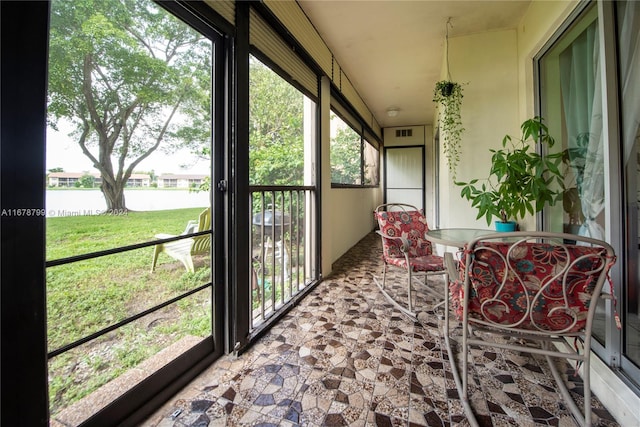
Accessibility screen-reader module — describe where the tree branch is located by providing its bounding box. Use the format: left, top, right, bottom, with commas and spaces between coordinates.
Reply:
83, 54, 106, 141
126, 89, 186, 177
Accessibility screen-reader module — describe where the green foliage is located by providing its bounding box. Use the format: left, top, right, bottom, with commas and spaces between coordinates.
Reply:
249, 57, 304, 185
456, 117, 564, 225
330, 125, 362, 184
433, 80, 464, 178
173, 267, 211, 293
79, 174, 95, 188
195, 176, 210, 193
48, 0, 212, 209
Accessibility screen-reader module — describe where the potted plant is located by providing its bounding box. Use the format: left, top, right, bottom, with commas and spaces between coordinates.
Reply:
433, 80, 464, 178
455, 117, 564, 231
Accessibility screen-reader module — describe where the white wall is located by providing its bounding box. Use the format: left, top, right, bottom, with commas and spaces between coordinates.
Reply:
384, 125, 425, 147
320, 76, 383, 274
517, 1, 578, 120
437, 29, 520, 230
329, 187, 381, 265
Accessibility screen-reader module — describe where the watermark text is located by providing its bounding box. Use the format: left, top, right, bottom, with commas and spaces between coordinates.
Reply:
1, 208, 128, 217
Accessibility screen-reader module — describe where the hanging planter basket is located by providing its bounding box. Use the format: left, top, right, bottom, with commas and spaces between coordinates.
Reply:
441, 82, 455, 97
433, 80, 464, 178
434, 19, 464, 178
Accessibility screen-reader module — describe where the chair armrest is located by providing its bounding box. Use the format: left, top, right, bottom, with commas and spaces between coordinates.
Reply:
155, 233, 177, 240
182, 220, 199, 235
376, 230, 410, 252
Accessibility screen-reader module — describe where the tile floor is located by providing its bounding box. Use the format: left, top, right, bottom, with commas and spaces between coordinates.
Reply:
143, 232, 619, 426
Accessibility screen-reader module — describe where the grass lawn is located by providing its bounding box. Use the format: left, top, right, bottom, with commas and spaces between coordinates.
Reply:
47, 207, 206, 260
46, 207, 212, 414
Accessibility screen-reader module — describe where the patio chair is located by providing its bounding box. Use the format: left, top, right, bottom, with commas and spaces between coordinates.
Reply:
444, 231, 616, 427
150, 207, 211, 273
372, 203, 447, 321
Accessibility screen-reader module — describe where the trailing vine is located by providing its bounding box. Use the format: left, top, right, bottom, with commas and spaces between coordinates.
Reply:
433, 19, 464, 179
433, 80, 464, 178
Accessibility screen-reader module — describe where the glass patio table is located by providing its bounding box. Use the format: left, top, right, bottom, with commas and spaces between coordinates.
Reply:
426, 228, 495, 249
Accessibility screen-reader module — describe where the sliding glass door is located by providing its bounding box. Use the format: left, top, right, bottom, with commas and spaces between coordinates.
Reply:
539, 4, 609, 344
539, 0, 640, 389
46, 1, 225, 423
618, 0, 640, 377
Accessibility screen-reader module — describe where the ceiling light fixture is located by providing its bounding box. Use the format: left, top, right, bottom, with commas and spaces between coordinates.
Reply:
386, 107, 399, 118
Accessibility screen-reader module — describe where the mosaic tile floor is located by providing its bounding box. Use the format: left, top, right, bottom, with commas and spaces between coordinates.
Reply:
144, 232, 619, 427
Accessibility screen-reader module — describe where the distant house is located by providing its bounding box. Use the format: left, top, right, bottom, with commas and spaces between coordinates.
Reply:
126, 174, 152, 187
48, 172, 95, 187
48, 172, 150, 188
157, 174, 207, 189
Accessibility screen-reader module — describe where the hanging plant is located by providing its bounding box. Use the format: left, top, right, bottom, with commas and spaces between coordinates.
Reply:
433, 80, 464, 177
433, 18, 464, 178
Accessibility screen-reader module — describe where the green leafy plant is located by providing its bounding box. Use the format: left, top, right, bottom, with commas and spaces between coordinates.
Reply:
455, 117, 564, 226
433, 80, 464, 178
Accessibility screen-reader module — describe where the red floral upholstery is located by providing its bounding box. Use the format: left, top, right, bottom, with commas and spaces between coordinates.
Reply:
450, 241, 609, 333
372, 204, 446, 320
375, 210, 434, 255
384, 254, 445, 272
444, 232, 616, 426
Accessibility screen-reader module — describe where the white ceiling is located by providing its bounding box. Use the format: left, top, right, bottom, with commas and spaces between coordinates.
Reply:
297, 0, 532, 128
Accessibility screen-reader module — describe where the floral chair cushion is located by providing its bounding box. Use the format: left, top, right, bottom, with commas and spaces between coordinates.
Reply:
375, 210, 434, 258
450, 241, 608, 333
385, 254, 445, 272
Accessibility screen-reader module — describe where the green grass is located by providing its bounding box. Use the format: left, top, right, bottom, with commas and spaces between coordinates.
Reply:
47, 208, 204, 260
46, 207, 212, 414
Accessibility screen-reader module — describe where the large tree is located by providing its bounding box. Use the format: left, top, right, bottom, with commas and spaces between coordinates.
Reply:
48, 0, 211, 210
249, 57, 305, 186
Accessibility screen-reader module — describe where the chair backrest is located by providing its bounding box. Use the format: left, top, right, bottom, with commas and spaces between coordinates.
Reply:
197, 207, 211, 232
192, 208, 211, 254
374, 203, 434, 259
451, 231, 616, 334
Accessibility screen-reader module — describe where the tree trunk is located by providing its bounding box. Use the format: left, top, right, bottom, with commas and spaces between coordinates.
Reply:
101, 180, 127, 211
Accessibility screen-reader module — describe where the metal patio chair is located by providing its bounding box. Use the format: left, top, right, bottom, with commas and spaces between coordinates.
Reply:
444, 231, 617, 427
372, 203, 447, 321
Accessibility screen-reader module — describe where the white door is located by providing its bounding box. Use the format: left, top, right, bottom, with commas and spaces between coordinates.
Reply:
385, 146, 424, 210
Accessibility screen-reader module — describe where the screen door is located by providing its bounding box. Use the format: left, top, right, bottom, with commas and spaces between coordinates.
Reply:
384, 146, 425, 210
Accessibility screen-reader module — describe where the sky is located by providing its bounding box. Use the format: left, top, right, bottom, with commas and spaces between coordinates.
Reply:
46, 122, 210, 175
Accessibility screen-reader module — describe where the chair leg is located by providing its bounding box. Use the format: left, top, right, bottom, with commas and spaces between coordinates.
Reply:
443, 278, 479, 427
371, 264, 419, 322
584, 357, 592, 427
430, 271, 448, 312
179, 255, 195, 273
150, 244, 162, 272
543, 341, 590, 426
462, 311, 470, 401
407, 268, 413, 313
372, 260, 447, 323
381, 263, 387, 289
